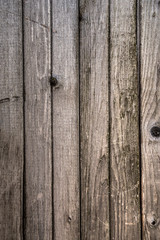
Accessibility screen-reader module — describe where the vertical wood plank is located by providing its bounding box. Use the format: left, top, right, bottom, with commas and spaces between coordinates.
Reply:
24, 0, 52, 239
52, 1, 80, 239
110, 0, 141, 239
80, 0, 110, 239
0, 1, 23, 239
141, 0, 160, 239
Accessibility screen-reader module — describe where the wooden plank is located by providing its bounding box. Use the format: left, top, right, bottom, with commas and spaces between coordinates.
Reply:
80, 0, 110, 239
52, 1, 80, 239
24, 0, 52, 239
0, 1, 23, 239
141, 1, 160, 239
110, 0, 141, 239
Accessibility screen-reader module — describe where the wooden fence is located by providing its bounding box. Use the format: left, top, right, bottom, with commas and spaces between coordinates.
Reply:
0, 0, 160, 239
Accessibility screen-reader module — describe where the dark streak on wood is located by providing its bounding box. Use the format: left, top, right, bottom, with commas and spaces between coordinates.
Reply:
0, 98, 10, 104
25, 17, 49, 30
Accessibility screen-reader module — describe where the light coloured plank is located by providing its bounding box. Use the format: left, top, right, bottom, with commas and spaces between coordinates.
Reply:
80, 0, 110, 239
141, 0, 160, 239
24, 0, 52, 239
52, 1, 80, 239
0, 0, 23, 239
110, 0, 141, 239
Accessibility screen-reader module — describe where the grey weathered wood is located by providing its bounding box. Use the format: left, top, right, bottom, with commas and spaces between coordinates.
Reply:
110, 0, 141, 239
24, 0, 52, 239
0, 1, 23, 239
80, 0, 110, 239
141, 1, 160, 239
52, 1, 80, 239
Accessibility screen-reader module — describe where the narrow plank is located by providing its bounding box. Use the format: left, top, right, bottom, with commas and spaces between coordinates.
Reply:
141, 1, 160, 239
110, 0, 141, 239
52, 1, 80, 239
24, 0, 52, 239
80, 0, 110, 239
0, 1, 23, 239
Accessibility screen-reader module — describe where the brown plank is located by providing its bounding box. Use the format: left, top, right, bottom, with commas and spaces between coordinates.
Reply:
24, 0, 52, 239
52, 0, 80, 239
141, 0, 160, 239
110, 0, 141, 239
0, 1, 23, 239
80, 0, 110, 239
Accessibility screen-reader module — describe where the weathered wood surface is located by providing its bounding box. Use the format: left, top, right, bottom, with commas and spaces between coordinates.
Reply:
0, 0, 23, 239
1, 1, 160, 239
110, 0, 141, 239
141, 1, 160, 239
52, 1, 80, 239
24, 0, 52, 239
80, 0, 110, 239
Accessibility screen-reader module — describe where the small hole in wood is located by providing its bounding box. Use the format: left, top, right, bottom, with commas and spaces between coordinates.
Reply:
147, 215, 159, 228
68, 216, 72, 223
151, 220, 156, 226
50, 77, 58, 86
150, 126, 160, 138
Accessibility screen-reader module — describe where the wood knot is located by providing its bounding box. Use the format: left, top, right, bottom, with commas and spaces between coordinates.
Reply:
50, 76, 58, 87
151, 220, 156, 226
147, 215, 159, 228
150, 126, 160, 138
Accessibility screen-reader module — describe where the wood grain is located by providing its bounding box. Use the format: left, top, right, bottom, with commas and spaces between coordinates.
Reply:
52, 1, 80, 239
0, 0, 23, 239
110, 0, 141, 239
141, 0, 160, 239
24, 0, 52, 239
80, 0, 110, 239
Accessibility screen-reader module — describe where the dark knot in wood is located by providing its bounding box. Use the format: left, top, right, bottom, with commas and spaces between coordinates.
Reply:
150, 126, 160, 138
148, 216, 159, 228
50, 77, 58, 86
151, 220, 156, 226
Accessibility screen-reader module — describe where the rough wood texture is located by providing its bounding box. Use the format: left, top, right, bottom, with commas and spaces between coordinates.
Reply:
141, 1, 160, 239
24, 0, 52, 239
0, 1, 23, 239
80, 0, 110, 239
2, 1, 160, 239
110, 0, 141, 239
52, 1, 80, 239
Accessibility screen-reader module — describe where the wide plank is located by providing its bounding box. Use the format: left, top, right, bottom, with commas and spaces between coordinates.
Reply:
80, 0, 110, 239
141, 0, 160, 239
24, 0, 52, 239
52, 0, 80, 239
110, 0, 141, 239
0, 0, 23, 239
